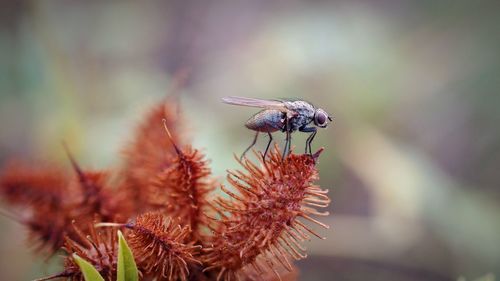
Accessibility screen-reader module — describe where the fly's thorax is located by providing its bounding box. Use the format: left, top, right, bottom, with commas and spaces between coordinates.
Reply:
284, 100, 315, 131
245, 109, 284, 132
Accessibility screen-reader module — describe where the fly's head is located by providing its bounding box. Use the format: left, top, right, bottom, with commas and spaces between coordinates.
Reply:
313, 108, 333, 128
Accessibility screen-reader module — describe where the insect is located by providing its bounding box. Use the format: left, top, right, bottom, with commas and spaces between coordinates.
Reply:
222, 96, 333, 160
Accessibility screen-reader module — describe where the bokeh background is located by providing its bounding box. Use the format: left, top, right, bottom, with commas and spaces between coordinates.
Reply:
1, 1, 499, 280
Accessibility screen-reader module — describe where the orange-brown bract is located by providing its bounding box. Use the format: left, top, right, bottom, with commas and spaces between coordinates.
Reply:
202, 147, 330, 281
147, 120, 215, 240
0, 162, 69, 208
55, 223, 120, 281
121, 100, 214, 239
0, 161, 129, 254
0, 163, 72, 253
120, 101, 183, 213
125, 212, 201, 281
65, 156, 132, 225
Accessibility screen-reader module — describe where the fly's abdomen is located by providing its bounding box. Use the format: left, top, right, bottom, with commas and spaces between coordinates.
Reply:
245, 109, 284, 132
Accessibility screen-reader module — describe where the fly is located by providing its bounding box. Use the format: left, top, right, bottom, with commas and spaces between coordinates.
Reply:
222, 96, 333, 160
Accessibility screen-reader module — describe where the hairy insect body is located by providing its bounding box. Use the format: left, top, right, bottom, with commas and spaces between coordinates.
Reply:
283, 100, 315, 132
221, 96, 332, 159
245, 109, 284, 132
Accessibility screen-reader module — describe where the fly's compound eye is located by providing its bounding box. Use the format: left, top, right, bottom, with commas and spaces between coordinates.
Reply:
314, 109, 329, 128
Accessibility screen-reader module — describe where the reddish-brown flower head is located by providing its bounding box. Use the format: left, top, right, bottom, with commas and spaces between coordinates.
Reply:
120, 101, 183, 213
37, 222, 120, 281
125, 212, 202, 281
146, 120, 215, 239
203, 146, 330, 281
0, 159, 130, 254
67, 168, 131, 224
0, 162, 70, 210
0, 162, 75, 253
64, 224, 120, 281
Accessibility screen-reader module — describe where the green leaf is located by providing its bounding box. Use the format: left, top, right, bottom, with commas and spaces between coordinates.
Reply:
117, 230, 139, 281
73, 254, 105, 281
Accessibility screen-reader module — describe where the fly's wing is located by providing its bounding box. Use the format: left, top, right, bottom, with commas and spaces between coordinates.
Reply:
222, 96, 299, 118
222, 96, 286, 109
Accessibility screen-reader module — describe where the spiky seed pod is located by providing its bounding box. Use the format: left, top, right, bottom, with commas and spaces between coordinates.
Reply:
0, 162, 69, 210
121, 101, 183, 213
64, 145, 132, 223
24, 207, 73, 254
34, 168, 128, 254
147, 120, 215, 239
0, 162, 76, 253
40, 222, 120, 281
202, 146, 330, 281
69, 169, 131, 224
21, 169, 118, 254
50, 169, 122, 253
149, 145, 214, 238
0, 158, 129, 254
125, 212, 202, 281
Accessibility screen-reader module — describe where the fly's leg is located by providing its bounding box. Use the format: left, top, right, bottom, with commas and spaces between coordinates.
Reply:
262, 132, 273, 160
281, 131, 290, 160
299, 126, 317, 155
282, 120, 292, 161
241, 132, 259, 160
286, 131, 292, 156
307, 130, 317, 155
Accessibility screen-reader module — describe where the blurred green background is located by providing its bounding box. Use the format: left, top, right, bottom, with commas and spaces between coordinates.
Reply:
1, 1, 499, 280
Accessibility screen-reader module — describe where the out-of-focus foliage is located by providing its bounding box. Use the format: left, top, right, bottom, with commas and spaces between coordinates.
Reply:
1, 1, 499, 280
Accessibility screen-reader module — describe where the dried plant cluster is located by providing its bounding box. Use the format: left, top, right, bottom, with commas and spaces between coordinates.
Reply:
38, 223, 120, 281
0, 99, 331, 281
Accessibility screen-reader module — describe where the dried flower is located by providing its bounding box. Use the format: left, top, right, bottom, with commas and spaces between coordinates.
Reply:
125, 212, 202, 281
0, 156, 129, 253
120, 101, 183, 213
0, 162, 69, 210
202, 147, 330, 281
0, 162, 75, 253
146, 120, 214, 239
61, 222, 119, 281
63, 144, 132, 223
